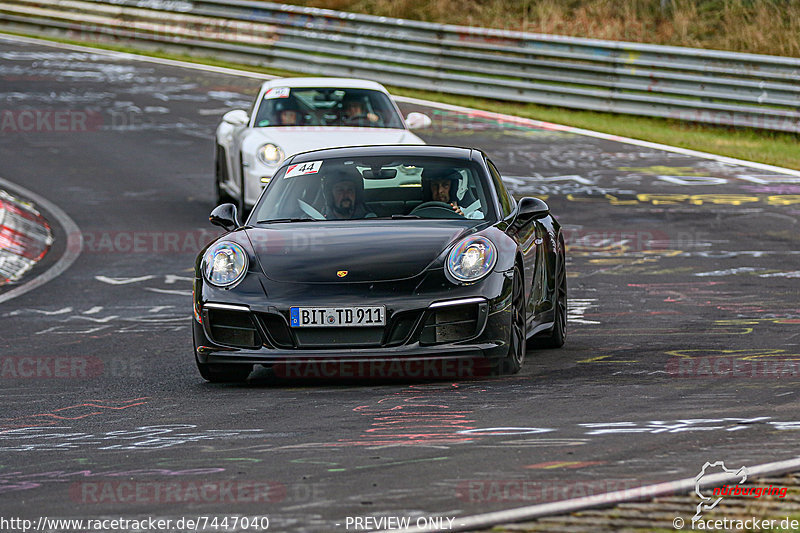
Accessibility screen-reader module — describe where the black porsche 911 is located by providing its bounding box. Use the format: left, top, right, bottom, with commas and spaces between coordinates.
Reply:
193, 145, 566, 382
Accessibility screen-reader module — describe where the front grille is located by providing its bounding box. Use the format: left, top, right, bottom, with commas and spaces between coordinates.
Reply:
420, 302, 482, 345
206, 309, 261, 349
293, 327, 384, 348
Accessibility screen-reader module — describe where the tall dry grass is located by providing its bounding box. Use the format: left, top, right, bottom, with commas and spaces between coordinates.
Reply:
288, 0, 800, 57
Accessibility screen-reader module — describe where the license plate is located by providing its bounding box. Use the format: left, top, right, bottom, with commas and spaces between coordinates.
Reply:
289, 306, 386, 327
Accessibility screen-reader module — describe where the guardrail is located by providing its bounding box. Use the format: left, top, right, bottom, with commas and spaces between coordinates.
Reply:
1, 0, 799, 133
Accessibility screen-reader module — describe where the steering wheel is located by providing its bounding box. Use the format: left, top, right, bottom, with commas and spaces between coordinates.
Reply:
343, 114, 372, 125
409, 201, 465, 219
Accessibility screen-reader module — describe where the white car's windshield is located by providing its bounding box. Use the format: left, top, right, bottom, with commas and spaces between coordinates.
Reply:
253, 87, 405, 129
251, 156, 493, 223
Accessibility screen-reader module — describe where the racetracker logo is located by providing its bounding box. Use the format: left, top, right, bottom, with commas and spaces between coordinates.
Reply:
72, 230, 222, 254
0, 356, 104, 379
666, 357, 800, 378
0, 110, 103, 133
561, 227, 674, 252
272, 358, 491, 380
70, 481, 286, 504
457, 479, 647, 503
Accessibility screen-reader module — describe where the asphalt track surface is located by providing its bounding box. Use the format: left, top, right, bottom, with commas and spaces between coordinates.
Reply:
1, 36, 800, 532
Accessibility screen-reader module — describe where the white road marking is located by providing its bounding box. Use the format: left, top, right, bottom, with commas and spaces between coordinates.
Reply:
95, 275, 156, 285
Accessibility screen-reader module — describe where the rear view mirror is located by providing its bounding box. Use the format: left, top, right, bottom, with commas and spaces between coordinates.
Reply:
363, 168, 398, 180
222, 109, 249, 126
209, 203, 240, 231
517, 197, 550, 219
405, 112, 432, 130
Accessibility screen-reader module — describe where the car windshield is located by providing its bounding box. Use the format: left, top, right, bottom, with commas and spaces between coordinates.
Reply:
250, 156, 493, 223
252, 87, 405, 129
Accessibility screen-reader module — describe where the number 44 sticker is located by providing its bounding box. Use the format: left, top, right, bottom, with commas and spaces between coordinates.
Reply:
285, 160, 323, 178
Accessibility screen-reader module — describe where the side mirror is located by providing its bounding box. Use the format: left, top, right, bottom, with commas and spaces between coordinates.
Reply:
222, 109, 249, 126
405, 112, 432, 130
517, 197, 550, 219
209, 203, 240, 231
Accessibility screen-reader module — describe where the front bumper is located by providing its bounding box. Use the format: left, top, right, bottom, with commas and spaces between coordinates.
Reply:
193, 270, 514, 368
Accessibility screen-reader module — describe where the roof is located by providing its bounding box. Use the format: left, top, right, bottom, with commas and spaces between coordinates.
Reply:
289, 145, 476, 163
261, 77, 390, 92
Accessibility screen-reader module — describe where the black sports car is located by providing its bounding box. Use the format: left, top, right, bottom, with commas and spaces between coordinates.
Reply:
193, 145, 566, 382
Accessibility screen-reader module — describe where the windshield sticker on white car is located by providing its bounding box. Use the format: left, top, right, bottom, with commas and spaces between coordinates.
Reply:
285, 161, 323, 178
264, 87, 290, 99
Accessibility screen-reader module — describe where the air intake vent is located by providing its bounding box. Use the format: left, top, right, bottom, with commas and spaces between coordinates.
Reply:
420, 301, 483, 345
207, 309, 261, 349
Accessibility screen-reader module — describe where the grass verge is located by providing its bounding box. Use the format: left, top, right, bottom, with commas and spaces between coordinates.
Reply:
3, 30, 798, 171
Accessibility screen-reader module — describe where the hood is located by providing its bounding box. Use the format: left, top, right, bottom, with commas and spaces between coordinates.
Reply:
245, 221, 468, 283
245, 127, 424, 157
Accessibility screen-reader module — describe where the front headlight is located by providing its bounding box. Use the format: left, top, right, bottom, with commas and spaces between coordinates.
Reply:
447, 236, 497, 283
257, 143, 284, 166
202, 242, 248, 288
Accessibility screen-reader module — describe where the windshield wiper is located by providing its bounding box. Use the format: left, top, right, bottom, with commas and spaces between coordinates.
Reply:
389, 214, 421, 219
256, 218, 316, 224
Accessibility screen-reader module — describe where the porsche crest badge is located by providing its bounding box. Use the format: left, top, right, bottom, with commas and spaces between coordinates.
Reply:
337, 270, 348, 278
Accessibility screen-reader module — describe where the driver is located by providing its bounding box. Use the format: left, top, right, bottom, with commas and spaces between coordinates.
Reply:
274, 99, 303, 126
421, 168, 483, 218
322, 168, 375, 219
340, 94, 381, 126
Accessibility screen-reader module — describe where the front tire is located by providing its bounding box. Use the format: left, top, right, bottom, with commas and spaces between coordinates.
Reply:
494, 266, 526, 375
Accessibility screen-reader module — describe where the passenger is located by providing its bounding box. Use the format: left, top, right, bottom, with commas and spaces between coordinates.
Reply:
322, 169, 375, 219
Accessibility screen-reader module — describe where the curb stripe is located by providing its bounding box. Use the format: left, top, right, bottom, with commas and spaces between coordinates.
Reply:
0, 178, 82, 305
0, 193, 51, 282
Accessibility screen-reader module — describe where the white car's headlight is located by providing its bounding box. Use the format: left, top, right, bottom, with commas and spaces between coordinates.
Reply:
202, 242, 248, 288
257, 143, 284, 166
447, 236, 497, 283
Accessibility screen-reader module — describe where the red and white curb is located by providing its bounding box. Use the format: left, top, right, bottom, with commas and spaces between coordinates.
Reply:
0, 189, 53, 286
0, 176, 82, 305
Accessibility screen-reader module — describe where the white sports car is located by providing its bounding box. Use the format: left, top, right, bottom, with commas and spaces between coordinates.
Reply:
214, 77, 431, 208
